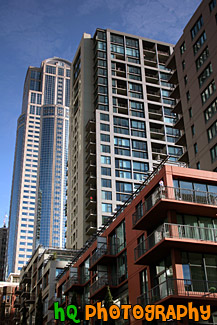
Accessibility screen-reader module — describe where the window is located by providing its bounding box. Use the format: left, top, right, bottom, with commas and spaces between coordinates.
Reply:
201, 80, 216, 104
102, 203, 112, 213
133, 161, 149, 172
101, 167, 111, 176
182, 60, 186, 70
197, 162, 201, 169
196, 47, 209, 70
204, 97, 217, 122
101, 190, 112, 200
191, 15, 203, 40
189, 108, 192, 118
180, 41, 186, 55
186, 91, 190, 102
100, 113, 109, 121
193, 31, 206, 55
115, 159, 131, 170
209, 0, 216, 12
191, 125, 195, 136
184, 75, 188, 85
198, 63, 212, 87
194, 143, 198, 154
101, 179, 111, 188
101, 144, 110, 153
100, 133, 110, 142
116, 181, 133, 193
114, 137, 130, 148
100, 123, 110, 132
207, 120, 217, 142
101, 156, 111, 164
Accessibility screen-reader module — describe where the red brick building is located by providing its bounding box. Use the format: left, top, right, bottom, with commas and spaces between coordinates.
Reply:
53, 163, 217, 324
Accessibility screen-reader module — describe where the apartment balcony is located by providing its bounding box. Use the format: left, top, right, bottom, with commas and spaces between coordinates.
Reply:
168, 70, 178, 84
144, 58, 157, 68
26, 294, 35, 304
85, 173, 96, 186
86, 151, 96, 163
13, 311, 21, 321
86, 222, 97, 236
112, 67, 126, 78
148, 108, 163, 121
152, 147, 167, 160
132, 186, 217, 231
147, 90, 161, 102
150, 127, 165, 140
145, 72, 159, 85
85, 210, 97, 223
170, 84, 180, 99
137, 278, 217, 306
21, 271, 31, 283
174, 115, 184, 129
175, 132, 186, 146
85, 130, 96, 142
85, 185, 96, 198
85, 140, 96, 152
85, 120, 96, 132
113, 104, 128, 115
172, 99, 182, 114
89, 274, 118, 300
135, 223, 217, 265
63, 274, 89, 295
48, 297, 61, 310
85, 160, 96, 174
21, 290, 30, 299
85, 198, 97, 210
178, 148, 189, 164
158, 50, 169, 63
89, 243, 117, 270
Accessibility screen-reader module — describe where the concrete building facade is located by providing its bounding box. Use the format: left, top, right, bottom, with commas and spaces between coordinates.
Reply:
67, 29, 183, 249
7, 58, 71, 275
166, 0, 217, 171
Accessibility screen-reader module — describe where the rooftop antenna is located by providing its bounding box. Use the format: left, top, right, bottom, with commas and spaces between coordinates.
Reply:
3, 214, 8, 227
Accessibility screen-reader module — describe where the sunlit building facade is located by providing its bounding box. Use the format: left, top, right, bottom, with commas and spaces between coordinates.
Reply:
7, 57, 70, 274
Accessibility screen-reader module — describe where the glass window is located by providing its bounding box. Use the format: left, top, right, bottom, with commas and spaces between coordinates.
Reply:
191, 15, 203, 40
116, 181, 133, 193
101, 156, 111, 164
100, 113, 109, 121
201, 80, 216, 104
114, 137, 130, 148
101, 190, 112, 200
207, 120, 217, 141
100, 123, 110, 132
196, 47, 209, 70
115, 159, 131, 170
101, 144, 110, 153
101, 179, 111, 188
101, 167, 111, 176
204, 97, 217, 122
100, 133, 110, 142
180, 41, 186, 55
209, 0, 216, 12
198, 63, 213, 87
193, 31, 207, 55
102, 203, 112, 213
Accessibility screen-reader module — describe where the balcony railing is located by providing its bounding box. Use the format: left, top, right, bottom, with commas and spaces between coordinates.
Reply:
132, 186, 217, 226
90, 243, 117, 268
135, 223, 217, 261
64, 275, 79, 292
137, 278, 217, 305
90, 274, 118, 297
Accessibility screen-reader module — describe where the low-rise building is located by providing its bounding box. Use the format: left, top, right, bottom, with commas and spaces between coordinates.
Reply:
14, 246, 76, 324
0, 273, 19, 324
54, 162, 217, 324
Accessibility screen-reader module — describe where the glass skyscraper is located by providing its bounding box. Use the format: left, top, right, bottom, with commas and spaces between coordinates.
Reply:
7, 57, 70, 274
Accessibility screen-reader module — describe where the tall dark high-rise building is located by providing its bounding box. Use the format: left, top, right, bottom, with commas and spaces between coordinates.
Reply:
166, 0, 217, 171
7, 57, 70, 274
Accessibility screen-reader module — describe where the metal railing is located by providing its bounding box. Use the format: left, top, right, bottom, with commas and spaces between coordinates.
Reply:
132, 186, 217, 226
137, 278, 217, 305
89, 274, 118, 296
90, 243, 117, 267
64, 275, 79, 292
135, 223, 217, 261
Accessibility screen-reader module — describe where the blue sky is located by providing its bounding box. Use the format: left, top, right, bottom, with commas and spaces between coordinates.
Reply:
0, 0, 201, 226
